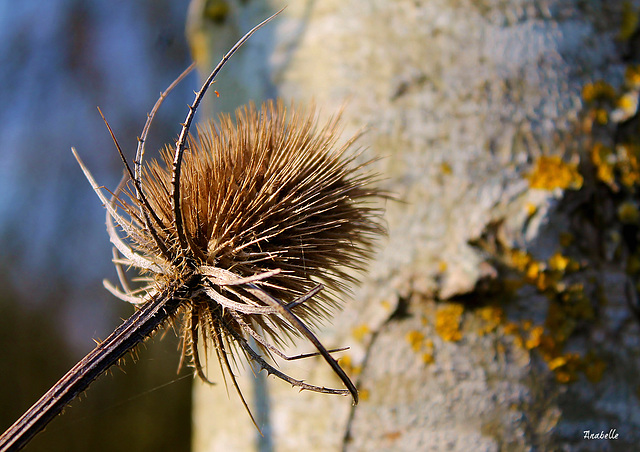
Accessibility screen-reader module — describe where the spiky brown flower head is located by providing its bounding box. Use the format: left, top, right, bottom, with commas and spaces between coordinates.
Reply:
123, 99, 384, 338
71, 13, 385, 411
77, 93, 386, 411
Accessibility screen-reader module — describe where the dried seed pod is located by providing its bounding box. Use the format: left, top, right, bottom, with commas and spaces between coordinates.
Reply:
71, 12, 387, 427
114, 100, 386, 391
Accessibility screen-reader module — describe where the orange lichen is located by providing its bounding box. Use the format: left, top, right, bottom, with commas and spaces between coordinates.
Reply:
421, 353, 435, 364
552, 353, 581, 384
618, 144, 640, 188
547, 356, 567, 371
617, 92, 638, 115
435, 304, 464, 342
503, 322, 520, 336
625, 64, 640, 88
406, 330, 425, 352
338, 355, 362, 377
509, 249, 532, 272
525, 203, 538, 216
476, 306, 504, 336
525, 261, 543, 281
582, 80, 616, 103
440, 162, 452, 175
548, 252, 570, 272
352, 324, 371, 342
525, 326, 544, 350
405, 330, 434, 364
595, 108, 609, 125
528, 155, 583, 191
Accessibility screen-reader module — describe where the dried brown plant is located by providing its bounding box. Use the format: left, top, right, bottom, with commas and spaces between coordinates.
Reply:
0, 10, 386, 451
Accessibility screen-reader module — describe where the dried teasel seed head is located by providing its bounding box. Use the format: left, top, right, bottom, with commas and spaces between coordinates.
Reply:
121, 98, 386, 351
133, 100, 384, 323
73, 13, 386, 424
0, 15, 389, 450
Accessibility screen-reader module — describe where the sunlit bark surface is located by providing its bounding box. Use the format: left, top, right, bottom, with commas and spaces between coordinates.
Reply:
190, 1, 640, 450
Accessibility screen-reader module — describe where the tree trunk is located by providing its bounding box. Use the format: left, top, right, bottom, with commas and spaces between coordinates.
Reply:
189, 1, 640, 450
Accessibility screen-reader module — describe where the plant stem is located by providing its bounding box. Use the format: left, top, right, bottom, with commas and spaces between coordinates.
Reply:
0, 283, 186, 452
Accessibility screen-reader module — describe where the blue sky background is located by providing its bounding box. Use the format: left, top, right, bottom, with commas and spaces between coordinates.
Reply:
0, 0, 195, 345
0, 2, 196, 450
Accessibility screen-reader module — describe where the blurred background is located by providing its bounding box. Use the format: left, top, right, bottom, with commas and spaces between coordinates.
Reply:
0, 1, 197, 450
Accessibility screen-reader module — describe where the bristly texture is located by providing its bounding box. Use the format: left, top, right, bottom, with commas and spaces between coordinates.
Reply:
89, 99, 385, 416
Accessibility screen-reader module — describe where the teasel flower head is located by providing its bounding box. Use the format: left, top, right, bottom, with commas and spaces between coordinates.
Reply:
0, 15, 388, 450
73, 13, 386, 426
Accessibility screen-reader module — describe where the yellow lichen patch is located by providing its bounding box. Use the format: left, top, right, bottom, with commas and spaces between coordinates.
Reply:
525, 260, 543, 281
405, 330, 434, 365
617, 92, 638, 116
509, 249, 532, 272
551, 353, 581, 384
625, 64, 640, 88
525, 203, 538, 216
591, 143, 615, 186
476, 306, 504, 336
352, 324, 371, 342
358, 388, 370, 401
406, 330, 425, 352
618, 144, 640, 188
618, 201, 640, 224
537, 272, 555, 292
338, 354, 362, 377
503, 322, 520, 336
528, 155, 584, 191
595, 108, 609, 125
440, 161, 452, 175
525, 326, 544, 350
438, 261, 448, 273
548, 252, 570, 272
547, 356, 567, 371
422, 353, 435, 364
582, 80, 617, 103
435, 304, 464, 342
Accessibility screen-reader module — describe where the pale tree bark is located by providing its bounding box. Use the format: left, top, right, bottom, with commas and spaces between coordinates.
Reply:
188, 1, 640, 450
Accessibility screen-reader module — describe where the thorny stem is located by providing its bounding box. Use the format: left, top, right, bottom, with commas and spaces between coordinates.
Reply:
0, 280, 190, 452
